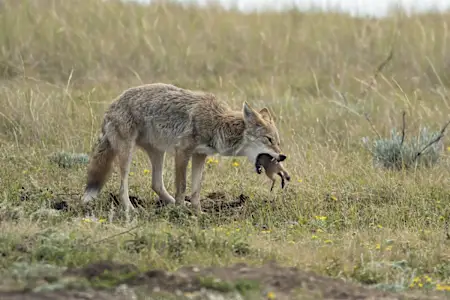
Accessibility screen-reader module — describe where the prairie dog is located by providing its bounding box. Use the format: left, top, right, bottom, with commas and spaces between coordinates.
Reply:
255, 153, 291, 191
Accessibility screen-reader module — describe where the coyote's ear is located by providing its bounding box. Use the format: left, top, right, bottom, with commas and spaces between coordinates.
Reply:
243, 102, 260, 125
259, 107, 273, 122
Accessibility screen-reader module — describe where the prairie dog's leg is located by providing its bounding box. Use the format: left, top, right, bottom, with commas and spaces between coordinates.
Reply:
270, 180, 275, 192
279, 173, 286, 189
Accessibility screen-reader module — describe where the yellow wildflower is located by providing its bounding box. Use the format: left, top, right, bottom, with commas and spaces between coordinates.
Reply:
436, 284, 450, 291
375, 244, 381, 250
232, 161, 240, 167
206, 157, 219, 164
315, 216, 327, 221
267, 291, 276, 299
324, 239, 333, 244
143, 169, 150, 175
297, 179, 303, 183
311, 235, 319, 240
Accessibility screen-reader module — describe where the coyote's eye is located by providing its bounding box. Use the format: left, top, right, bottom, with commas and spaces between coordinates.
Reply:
265, 136, 273, 144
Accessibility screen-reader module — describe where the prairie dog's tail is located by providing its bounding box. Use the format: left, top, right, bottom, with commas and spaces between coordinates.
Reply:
82, 131, 116, 203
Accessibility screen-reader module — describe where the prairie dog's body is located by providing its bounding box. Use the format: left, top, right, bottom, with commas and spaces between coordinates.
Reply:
255, 153, 290, 191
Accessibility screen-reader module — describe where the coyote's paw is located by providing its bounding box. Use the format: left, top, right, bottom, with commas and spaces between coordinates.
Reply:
81, 191, 97, 203
157, 195, 176, 206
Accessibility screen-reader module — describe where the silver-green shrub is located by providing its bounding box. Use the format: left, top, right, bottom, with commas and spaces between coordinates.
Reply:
364, 127, 443, 170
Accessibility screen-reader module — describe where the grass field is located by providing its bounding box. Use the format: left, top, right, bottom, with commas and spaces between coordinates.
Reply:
1, 0, 450, 299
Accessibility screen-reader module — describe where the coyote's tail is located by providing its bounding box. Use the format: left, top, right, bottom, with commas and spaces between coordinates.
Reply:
82, 130, 116, 202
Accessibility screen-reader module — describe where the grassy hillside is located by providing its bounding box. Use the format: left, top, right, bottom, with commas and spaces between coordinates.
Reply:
1, 0, 450, 298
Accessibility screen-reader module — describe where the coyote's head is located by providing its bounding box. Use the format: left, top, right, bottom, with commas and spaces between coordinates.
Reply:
241, 102, 287, 165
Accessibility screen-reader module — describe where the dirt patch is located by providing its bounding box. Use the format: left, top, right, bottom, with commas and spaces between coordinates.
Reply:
0, 261, 446, 300
64, 260, 140, 280
186, 192, 249, 214
18, 185, 250, 218
92, 191, 251, 220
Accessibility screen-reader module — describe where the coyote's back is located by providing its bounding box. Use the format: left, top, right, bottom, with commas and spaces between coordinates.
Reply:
102, 83, 228, 153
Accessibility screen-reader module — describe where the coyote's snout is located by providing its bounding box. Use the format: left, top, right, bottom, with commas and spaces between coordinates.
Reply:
82, 83, 286, 212
255, 153, 291, 191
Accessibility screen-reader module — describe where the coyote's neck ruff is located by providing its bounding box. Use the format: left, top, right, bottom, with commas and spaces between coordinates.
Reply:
193, 112, 247, 157
82, 83, 286, 212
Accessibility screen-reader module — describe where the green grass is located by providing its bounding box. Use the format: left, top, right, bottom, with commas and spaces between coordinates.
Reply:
1, 0, 450, 298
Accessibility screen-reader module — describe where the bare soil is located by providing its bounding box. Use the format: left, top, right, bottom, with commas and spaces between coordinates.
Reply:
0, 260, 445, 300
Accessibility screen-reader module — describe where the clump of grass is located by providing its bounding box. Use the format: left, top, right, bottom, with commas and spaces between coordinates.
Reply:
8, 262, 66, 285
198, 276, 260, 295
48, 151, 89, 168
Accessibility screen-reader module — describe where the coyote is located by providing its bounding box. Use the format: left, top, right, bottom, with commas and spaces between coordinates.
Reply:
82, 83, 287, 212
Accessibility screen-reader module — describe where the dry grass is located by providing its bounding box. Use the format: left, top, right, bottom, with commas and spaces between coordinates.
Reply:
1, 0, 450, 298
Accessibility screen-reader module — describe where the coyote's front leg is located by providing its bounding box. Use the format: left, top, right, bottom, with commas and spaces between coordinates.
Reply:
144, 146, 176, 205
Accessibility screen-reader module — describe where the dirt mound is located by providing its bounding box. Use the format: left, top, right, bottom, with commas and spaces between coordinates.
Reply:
18, 186, 250, 218
0, 261, 445, 300
64, 260, 139, 280
186, 192, 249, 214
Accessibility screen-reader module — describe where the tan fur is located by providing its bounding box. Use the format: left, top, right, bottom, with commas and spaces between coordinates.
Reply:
82, 83, 286, 212
255, 153, 291, 191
